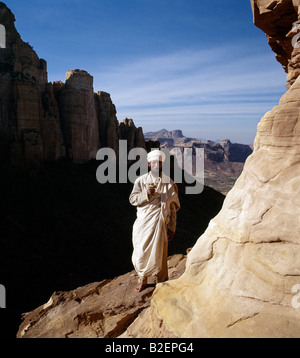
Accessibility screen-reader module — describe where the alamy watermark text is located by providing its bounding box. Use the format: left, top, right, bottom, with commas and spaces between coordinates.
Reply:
0, 24, 6, 48
0, 285, 6, 308
292, 284, 300, 309
96, 141, 204, 194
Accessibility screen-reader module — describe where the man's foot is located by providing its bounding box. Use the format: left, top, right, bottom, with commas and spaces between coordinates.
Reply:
135, 283, 147, 292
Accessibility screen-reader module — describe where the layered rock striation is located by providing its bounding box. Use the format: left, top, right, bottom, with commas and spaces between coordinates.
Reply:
0, 2, 145, 170
122, 0, 300, 338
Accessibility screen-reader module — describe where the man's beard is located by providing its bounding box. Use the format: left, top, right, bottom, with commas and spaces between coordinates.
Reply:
151, 168, 162, 177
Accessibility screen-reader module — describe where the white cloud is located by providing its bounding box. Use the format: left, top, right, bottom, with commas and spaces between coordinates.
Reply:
92, 44, 286, 143
94, 45, 284, 100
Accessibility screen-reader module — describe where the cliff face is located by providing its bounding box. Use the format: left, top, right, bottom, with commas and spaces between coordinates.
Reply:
0, 3, 145, 170
251, 0, 300, 87
12, 1, 300, 338
0, 3, 47, 169
122, 1, 300, 338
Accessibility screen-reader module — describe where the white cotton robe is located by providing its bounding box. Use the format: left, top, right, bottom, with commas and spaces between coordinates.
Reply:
129, 172, 180, 281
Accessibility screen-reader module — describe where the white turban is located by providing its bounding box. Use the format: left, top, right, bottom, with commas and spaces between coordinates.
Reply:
147, 149, 166, 163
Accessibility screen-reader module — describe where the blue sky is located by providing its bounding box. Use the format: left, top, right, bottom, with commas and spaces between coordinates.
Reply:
6, 0, 287, 144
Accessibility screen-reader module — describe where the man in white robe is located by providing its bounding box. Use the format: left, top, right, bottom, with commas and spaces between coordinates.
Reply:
129, 150, 180, 292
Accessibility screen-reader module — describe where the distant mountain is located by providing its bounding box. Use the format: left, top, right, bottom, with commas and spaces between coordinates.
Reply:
145, 129, 184, 139
144, 129, 253, 194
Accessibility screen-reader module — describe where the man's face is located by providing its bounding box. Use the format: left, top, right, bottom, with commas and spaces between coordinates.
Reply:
149, 160, 163, 176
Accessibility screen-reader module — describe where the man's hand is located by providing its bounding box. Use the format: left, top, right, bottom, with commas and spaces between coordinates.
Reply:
167, 230, 175, 242
147, 184, 156, 198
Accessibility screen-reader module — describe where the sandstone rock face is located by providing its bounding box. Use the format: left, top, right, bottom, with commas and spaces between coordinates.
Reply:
41, 83, 66, 162
17, 255, 186, 338
0, 3, 48, 169
96, 91, 120, 153
251, 0, 300, 87
0, 3, 145, 169
57, 70, 99, 163
119, 118, 146, 152
121, 1, 300, 338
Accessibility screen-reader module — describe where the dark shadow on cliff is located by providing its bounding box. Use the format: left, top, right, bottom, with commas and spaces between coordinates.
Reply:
0, 160, 225, 336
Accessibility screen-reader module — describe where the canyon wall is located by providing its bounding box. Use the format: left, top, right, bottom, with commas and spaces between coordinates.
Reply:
5, 0, 300, 338
122, 0, 300, 338
0, 3, 145, 170
251, 0, 300, 88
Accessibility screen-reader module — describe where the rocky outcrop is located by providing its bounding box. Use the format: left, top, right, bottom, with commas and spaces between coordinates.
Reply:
251, 0, 300, 87
121, 1, 300, 338
0, 2, 145, 170
17, 255, 186, 338
56, 70, 99, 163
95, 91, 119, 153
0, 2, 48, 169
145, 128, 184, 140
119, 118, 146, 152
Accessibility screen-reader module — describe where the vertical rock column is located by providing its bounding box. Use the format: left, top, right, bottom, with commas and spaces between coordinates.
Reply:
118, 118, 146, 152
0, 2, 67, 168
0, 3, 46, 169
95, 91, 119, 154
41, 82, 66, 161
58, 70, 99, 163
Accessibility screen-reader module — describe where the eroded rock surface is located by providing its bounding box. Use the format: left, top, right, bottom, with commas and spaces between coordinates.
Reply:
17, 255, 186, 338
121, 1, 300, 338
251, 0, 300, 87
